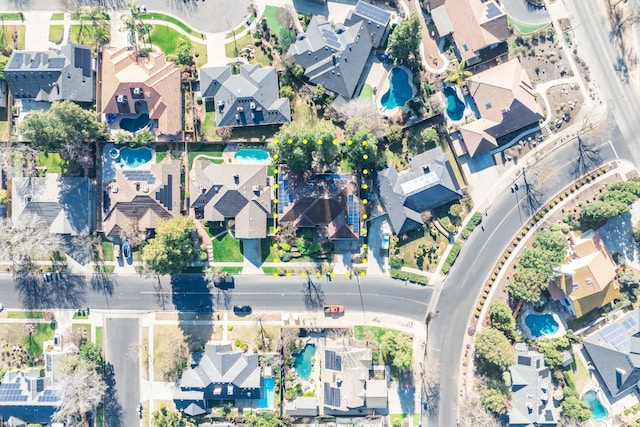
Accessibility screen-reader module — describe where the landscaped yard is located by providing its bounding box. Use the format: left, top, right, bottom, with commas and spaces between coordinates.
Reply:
24, 323, 55, 356
51, 12, 64, 20
262, 6, 289, 36
49, 24, 64, 44
389, 413, 421, 427
36, 152, 63, 174
359, 83, 373, 100
0, 12, 23, 21
507, 15, 550, 35
188, 143, 226, 168
101, 240, 114, 262
394, 224, 448, 271
354, 325, 394, 342
72, 323, 92, 342
149, 25, 207, 67
211, 232, 244, 262
141, 12, 204, 38
3, 25, 26, 49
225, 33, 253, 58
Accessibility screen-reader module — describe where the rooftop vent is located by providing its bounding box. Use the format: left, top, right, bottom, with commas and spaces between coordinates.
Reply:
133, 87, 143, 95
233, 174, 239, 184
250, 102, 256, 110
117, 95, 125, 103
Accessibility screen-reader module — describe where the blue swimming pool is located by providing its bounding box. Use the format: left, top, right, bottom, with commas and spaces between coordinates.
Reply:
258, 376, 275, 409
120, 113, 151, 133
381, 68, 413, 110
119, 147, 152, 168
235, 148, 270, 163
444, 86, 465, 121
525, 313, 559, 338
583, 390, 608, 420
293, 343, 316, 381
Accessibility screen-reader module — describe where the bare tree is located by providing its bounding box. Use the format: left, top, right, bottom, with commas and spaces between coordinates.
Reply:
118, 217, 145, 248
328, 99, 384, 137
277, 221, 298, 246
458, 395, 501, 427
53, 355, 106, 427
0, 214, 64, 269
156, 336, 188, 382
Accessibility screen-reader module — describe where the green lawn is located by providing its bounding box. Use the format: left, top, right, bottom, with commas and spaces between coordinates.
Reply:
24, 323, 55, 356
211, 232, 243, 262
156, 146, 169, 163
262, 6, 288, 36
389, 414, 421, 427
95, 326, 103, 348
3, 25, 25, 49
225, 33, 253, 58
101, 240, 114, 262
354, 325, 393, 342
8, 311, 45, 319
217, 266, 244, 274
51, 12, 64, 20
49, 24, 64, 44
226, 14, 256, 38
0, 12, 23, 20
188, 144, 225, 168
36, 152, 63, 173
69, 24, 96, 44
201, 109, 218, 141
507, 15, 550, 35
141, 12, 204, 38
149, 25, 208, 67
72, 323, 92, 341
359, 83, 373, 100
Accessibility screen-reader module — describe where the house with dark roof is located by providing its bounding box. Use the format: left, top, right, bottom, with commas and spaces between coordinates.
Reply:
548, 230, 619, 319
190, 161, 272, 239
507, 343, 557, 427
277, 167, 361, 241
455, 59, 544, 157
102, 147, 180, 242
584, 309, 640, 398
427, 0, 509, 66
377, 147, 462, 235
4, 44, 94, 103
174, 342, 261, 413
322, 346, 387, 414
200, 64, 290, 128
12, 174, 94, 235
344, 0, 393, 48
288, 14, 374, 98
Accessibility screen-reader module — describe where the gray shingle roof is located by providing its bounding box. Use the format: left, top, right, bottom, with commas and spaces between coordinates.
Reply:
199, 64, 290, 128
377, 147, 462, 235
5, 44, 94, 103
344, 0, 392, 48
0, 369, 60, 425
288, 16, 373, 98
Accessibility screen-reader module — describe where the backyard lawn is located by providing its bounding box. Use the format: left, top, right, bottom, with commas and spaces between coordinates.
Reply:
36, 152, 63, 174
188, 143, 226, 168
211, 232, 243, 262
49, 25, 64, 44
359, 83, 373, 100
149, 25, 208, 67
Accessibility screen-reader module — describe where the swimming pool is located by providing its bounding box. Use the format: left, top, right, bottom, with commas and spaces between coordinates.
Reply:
293, 343, 316, 381
524, 312, 559, 338
120, 113, 151, 133
120, 147, 152, 168
234, 148, 270, 164
380, 67, 413, 110
583, 390, 608, 420
444, 86, 465, 121
258, 376, 275, 409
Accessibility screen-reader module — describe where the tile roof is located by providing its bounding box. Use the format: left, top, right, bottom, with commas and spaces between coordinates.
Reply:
459, 59, 544, 156
101, 47, 181, 136
200, 64, 291, 128
377, 147, 462, 234
5, 44, 94, 103
12, 174, 93, 235
288, 16, 373, 98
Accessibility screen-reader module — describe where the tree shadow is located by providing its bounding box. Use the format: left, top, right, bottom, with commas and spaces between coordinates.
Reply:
103, 361, 124, 427
302, 277, 324, 310
170, 274, 214, 355
14, 265, 86, 309
571, 137, 602, 178
91, 271, 115, 298
397, 371, 416, 416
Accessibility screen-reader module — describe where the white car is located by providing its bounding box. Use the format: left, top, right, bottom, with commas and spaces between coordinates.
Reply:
381, 231, 390, 250
0, 303, 3, 311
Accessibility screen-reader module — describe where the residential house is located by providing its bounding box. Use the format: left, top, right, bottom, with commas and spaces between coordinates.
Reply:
285, 397, 320, 417
455, 59, 544, 157
343, 0, 393, 48
12, 174, 94, 235
174, 342, 261, 413
548, 230, 619, 319
102, 154, 181, 242
427, 0, 509, 66
277, 167, 361, 241
507, 343, 557, 427
190, 161, 272, 239
4, 44, 94, 104
377, 147, 462, 235
322, 347, 387, 414
101, 47, 182, 138
288, 14, 374, 98
199, 64, 290, 128
583, 308, 640, 398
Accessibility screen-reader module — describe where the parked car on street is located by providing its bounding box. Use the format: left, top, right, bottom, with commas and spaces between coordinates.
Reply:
233, 305, 252, 315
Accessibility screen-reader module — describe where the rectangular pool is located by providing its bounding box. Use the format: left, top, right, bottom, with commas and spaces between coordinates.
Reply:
258, 376, 274, 409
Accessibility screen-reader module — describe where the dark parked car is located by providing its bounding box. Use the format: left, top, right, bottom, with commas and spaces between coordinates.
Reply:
233, 305, 252, 315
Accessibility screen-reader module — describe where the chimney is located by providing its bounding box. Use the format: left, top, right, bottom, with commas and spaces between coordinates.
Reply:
616, 368, 626, 388
233, 174, 240, 184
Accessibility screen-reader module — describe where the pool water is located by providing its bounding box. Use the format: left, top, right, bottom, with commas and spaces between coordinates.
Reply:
381, 68, 413, 110
293, 343, 316, 381
444, 86, 465, 121
235, 148, 270, 163
583, 390, 608, 420
120, 147, 152, 168
525, 313, 559, 338
258, 377, 275, 409
120, 113, 151, 133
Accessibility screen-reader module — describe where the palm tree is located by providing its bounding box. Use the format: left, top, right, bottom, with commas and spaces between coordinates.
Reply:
78, 6, 107, 45
444, 60, 472, 87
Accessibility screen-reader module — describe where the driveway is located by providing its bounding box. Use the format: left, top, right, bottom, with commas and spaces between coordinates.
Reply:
367, 215, 389, 276
501, 0, 551, 25
242, 238, 262, 274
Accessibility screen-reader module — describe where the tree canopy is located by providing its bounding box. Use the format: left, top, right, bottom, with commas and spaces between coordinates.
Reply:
489, 302, 515, 333
270, 120, 338, 172
141, 216, 196, 275
244, 412, 289, 427
152, 404, 184, 427
53, 355, 106, 426
343, 117, 384, 171
19, 100, 106, 159
562, 387, 592, 421
474, 328, 515, 371
387, 13, 421, 65
380, 330, 413, 371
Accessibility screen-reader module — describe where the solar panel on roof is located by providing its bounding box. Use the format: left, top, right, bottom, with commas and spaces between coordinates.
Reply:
30, 53, 42, 68
517, 355, 531, 366
74, 47, 92, 78
325, 350, 342, 371
8, 53, 24, 69
544, 410, 555, 422
48, 57, 66, 69
355, 1, 391, 24
323, 382, 341, 407
485, 3, 502, 19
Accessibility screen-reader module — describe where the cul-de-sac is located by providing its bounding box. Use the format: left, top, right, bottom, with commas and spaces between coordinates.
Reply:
0, 0, 639, 426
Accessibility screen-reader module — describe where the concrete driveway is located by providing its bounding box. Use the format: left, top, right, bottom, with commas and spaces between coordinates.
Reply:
367, 215, 389, 276
242, 238, 262, 274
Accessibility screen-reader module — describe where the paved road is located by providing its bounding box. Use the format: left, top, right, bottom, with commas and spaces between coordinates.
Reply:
0, 274, 432, 320
429, 127, 621, 426
104, 317, 140, 427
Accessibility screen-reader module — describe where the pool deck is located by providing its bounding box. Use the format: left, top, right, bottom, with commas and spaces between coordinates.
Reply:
441, 83, 479, 126
519, 307, 566, 339
102, 143, 155, 189
376, 64, 417, 116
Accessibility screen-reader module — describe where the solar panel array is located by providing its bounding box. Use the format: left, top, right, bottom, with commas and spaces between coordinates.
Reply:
321, 28, 342, 50
347, 194, 359, 234
517, 355, 531, 366
123, 170, 156, 184
277, 173, 289, 215
325, 350, 342, 371
623, 316, 637, 331
601, 323, 631, 353
544, 410, 554, 422
8, 53, 24, 69
0, 383, 28, 402
324, 382, 341, 407
355, 1, 391, 24
30, 53, 42, 69
74, 47, 92, 77
48, 57, 66, 69
485, 3, 502, 19
37, 389, 59, 403
156, 175, 173, 211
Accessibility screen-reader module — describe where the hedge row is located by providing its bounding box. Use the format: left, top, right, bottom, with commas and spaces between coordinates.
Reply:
389, 269, 430, 285
460, 212, 483, 240
440, 242, 462, 275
